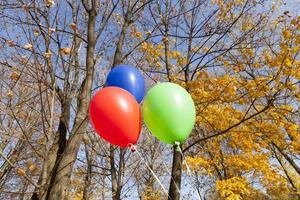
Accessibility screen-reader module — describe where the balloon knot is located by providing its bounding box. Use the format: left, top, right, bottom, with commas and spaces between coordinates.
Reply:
128, 143, 137, 153
174, 141, 181, 152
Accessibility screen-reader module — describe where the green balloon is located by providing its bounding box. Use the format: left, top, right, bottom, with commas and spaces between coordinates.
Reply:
142, 82, 196, 144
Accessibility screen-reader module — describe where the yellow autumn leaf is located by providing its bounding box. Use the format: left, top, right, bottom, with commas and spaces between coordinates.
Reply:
224, 61, 229, 67
45, 0, 55, 7
44, 51, 52, 58
7, 90, 13, 99
59, 47, 71, 55
162, 36, 168, 43
26, 161, 36, 172
23, 43, 33, 50
69, 22, 77, 30
172, 51, 181, 58
284, 58, 292, 67
282, 29, 291, 39
16, 168, 26, 177
145, 30, 152, 35
6, 40, 14, 47
33, 29, 39, 36
10, 71, 20, 80
49, 27, 56, 33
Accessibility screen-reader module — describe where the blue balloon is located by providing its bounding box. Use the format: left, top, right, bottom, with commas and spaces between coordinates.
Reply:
106, 64, 145, 103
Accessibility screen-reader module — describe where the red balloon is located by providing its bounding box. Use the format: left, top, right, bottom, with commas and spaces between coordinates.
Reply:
89, 87, 142, 147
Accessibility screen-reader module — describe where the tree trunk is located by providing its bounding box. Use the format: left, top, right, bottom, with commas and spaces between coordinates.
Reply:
168, 145, 183, 200
110, 146, 119, 200
31, 101, 70, 200
83, 144, 92, 200
112, 11, 131, 67
110, 7, 132, 200
45, 9, 97, 200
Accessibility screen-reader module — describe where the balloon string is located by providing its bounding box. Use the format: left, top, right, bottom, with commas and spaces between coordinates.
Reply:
175, 144, 201, 200
162, 161, 181, 198
130, 144, 171, 199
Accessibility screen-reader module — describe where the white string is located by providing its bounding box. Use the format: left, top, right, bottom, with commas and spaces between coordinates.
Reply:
176, 144, 201, 200
131, 145, 171, 199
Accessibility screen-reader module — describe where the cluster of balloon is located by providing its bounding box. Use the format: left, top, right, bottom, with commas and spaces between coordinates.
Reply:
89, 65, 145, 147
89, 64, 196, 148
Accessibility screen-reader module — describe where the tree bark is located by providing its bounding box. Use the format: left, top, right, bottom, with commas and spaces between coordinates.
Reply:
83, 144, 92, 200
168, 145, 183, 200
112, 11, 131, 67
45, 9, 97, 200
110, 146, 119, 200
273, 148, 300, 199
110, 7, 132, 200
272, 142, 300, 176
31, 100, 70, 200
